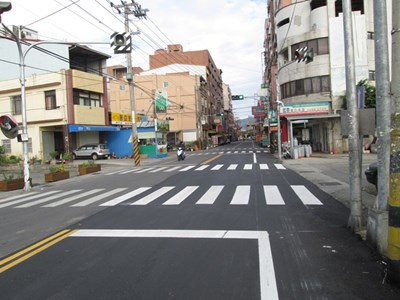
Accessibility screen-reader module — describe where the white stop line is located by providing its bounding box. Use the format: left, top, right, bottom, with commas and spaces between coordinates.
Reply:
71, 229, 279, 300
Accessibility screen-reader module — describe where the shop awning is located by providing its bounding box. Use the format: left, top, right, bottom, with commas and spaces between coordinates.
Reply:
286, 114, 340, 121
68, 125, 120, 132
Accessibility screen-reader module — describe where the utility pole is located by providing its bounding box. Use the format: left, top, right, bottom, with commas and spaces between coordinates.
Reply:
388, 0, 400, 284
342, 1, 362, 232
367, 0, 391, 257
113, 1, 148, 166
275, 72, 282, 161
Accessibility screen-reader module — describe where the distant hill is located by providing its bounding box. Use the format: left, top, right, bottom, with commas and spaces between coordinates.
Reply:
237, 116, 254, 130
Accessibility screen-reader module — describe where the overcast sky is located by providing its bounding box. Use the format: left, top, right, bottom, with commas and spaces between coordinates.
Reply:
2, 0, 267, 119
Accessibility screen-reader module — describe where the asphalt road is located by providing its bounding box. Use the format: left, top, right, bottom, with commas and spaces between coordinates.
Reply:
0, 141, 398, 299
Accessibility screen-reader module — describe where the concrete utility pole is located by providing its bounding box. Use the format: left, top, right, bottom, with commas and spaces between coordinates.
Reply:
368, 0, 391, 256
342, 0, 362, 232
113, 1, 148, 166
388, 0, 400, 284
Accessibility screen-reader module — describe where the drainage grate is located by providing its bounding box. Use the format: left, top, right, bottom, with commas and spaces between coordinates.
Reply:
319, 182, 342, 186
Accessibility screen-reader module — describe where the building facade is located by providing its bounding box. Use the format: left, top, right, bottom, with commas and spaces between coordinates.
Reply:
264, 0, 384, 153
0, 33, 112, 161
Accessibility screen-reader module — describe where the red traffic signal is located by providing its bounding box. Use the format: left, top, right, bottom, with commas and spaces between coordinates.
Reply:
0, 114, 19, 139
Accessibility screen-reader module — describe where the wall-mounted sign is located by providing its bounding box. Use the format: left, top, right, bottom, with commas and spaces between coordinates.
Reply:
155, 89, 168, 113
111, 112, 132, 125
252, 105, 265, 118
280, 101, 330, 116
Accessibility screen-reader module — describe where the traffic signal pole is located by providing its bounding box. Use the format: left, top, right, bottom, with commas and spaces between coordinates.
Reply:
112, 1, 148, 166
342, 1, 362, 232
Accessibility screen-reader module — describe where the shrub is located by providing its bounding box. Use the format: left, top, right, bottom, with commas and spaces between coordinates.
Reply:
49, 164, 68, 174
81, 160, 96, 167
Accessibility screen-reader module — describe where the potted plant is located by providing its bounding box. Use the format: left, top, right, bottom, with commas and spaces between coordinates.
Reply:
78, 160, 101, 175
0, 172, 24, 191
44, 163, 70, 182
62, 152, 73, 163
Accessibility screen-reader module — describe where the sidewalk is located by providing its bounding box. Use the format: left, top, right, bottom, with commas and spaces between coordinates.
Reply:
281, 152, 378, 233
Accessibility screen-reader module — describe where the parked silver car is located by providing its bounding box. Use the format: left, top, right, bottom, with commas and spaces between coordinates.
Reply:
72, 143, 110, 160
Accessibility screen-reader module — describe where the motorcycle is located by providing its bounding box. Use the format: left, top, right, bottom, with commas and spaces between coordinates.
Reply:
177, 146, 186, 161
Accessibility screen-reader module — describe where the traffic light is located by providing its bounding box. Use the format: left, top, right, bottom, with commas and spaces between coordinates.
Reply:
295, 47, 314, 63
110, 32, 132, 54
231, 95, 244, 100
0, 114, 19, 139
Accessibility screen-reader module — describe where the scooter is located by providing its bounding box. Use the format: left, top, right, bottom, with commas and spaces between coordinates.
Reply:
177, 146, 186, 161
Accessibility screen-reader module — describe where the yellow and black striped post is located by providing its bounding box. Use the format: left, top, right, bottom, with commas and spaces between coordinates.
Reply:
388, 114, 400, 283
132, 136, 140, 166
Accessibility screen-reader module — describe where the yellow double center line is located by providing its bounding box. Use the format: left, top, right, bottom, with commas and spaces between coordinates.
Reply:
0, 229, 77, 274
201, 154, 223, 165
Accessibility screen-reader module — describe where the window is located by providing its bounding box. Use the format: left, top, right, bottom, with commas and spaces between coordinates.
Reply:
292, 38, 329, 60
12, 95, 22, 115
280, 76, 331, 99
277, 18, 289, 28
119, 85, 125, 91
310, 0, 327, 10
45, 90, 57, 110
1, 140, 11, 154
367, 32, 374, 40
369, 71, 376, 81
73, 89, 102, 107
163, 82, 170, 88
28, 138, 32, 153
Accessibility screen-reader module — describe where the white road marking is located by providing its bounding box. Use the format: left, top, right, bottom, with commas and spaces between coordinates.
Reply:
274, 164, 286, 170
70, 229, 279, 300
0, 191, 59, 208
163, 186, 199, 205
72, 188, 128, 206
179, 165, 196, 172
263, 186, 285, 205
227, 164, 238, 170
211, 164, 223, 170
134, 167, 154, 173
244, 164, 253, 170
100, 187, 151, 206
196, 185, 224, 205
43, 189, 105, 207
149, 167, 168, 173
253, 153, 257, 163
131, 186, 175, 205
259, 164, 269, 170
230, 185, 250, 205
16, 190, 82, 208
0, 192, 39, 204
291, 185, 323, 205
195, 165, 209, 171
164, 166, 181, 172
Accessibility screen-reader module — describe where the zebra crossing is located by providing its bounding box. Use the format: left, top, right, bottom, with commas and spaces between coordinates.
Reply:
187, 148, 269, 156
0, 184, 323, 209
104, 163, 286, 175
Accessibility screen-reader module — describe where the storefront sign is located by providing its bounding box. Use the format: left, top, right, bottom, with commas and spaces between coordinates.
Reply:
252, 105, 265, 118
155, 89, 168, 113
111, 112, 132, 125
280, 101, 330, 116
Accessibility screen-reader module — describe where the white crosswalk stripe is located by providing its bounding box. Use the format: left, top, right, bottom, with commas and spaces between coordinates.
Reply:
230, 186, 251, 205
195, 165, 209, 171
0, 185, 323, 209
196, 185, 224, 204
101, 187, 151, 206
72, 188, 128, 207
163, 186, 199, 205
179, 165, 196, 172
211, 164, 223, 170
274, 164, 286, 170
244, 164, 253, 170
16, 190, 82, 208
260, 164, 269, 170
291, 185, 323, 205
227, 164, 238, 170
264, 186, 285, 205
131, 186, 175, 205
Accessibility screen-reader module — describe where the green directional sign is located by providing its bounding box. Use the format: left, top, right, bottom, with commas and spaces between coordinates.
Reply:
155, 89, 168, 113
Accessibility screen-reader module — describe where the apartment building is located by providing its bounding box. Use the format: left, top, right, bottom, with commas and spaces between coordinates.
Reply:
107, 44, 232, 148
264, 0, 382, 153
0, 32, 112, 161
